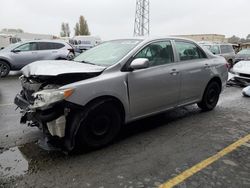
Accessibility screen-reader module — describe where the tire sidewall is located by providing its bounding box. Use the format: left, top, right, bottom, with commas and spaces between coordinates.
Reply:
77, 102, 121, 148
0, 61, 10, 77
203, 82, 220, 110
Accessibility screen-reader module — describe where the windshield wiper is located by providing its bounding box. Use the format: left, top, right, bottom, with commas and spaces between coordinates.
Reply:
80, 60, 96, 65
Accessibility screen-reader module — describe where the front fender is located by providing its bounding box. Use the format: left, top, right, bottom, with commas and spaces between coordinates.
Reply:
61, 72, 130, 119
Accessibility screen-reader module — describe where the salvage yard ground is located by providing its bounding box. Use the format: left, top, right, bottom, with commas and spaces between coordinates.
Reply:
0, 73, 250, 188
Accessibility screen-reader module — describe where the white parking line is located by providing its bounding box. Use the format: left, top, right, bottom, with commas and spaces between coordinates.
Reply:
0, 103, 14, 107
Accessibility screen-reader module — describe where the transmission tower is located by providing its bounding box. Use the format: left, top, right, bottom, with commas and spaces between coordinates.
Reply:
133, 0, 150, 36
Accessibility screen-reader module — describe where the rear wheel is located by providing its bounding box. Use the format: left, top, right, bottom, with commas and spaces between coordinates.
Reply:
76, 102, 122, 149
0, 61, 10, 77
197, 81, 220, 111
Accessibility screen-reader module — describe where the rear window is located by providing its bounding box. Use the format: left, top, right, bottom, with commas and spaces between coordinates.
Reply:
38, 42, 65, 50
220, 45, 234, 53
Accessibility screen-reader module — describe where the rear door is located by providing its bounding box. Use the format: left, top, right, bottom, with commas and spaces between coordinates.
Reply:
173, 40, 211, 105
127, 40, 181, 118
10, 42, 39, 69
37, 42, 65, 60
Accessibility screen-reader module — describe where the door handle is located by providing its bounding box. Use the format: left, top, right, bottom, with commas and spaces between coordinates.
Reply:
170, 69, 179, 76
204, 63, 210, 69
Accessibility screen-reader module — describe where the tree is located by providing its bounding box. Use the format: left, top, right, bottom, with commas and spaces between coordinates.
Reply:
239, 38, 246, 44
65, 23, 70, 37
247, 34, 250, 40
60, 23, 66, 37
60, 22, 70, 37
79, 15, 90, 35
74, 23, 80, 36
246, 34, 250, 42
227, 35, 240, 44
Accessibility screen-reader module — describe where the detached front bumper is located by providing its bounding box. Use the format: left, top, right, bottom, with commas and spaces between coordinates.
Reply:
14, 93, 70, 151
227, 72, 250, 87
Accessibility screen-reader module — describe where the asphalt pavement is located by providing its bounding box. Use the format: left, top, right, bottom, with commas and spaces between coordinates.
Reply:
0, 74, 249, 188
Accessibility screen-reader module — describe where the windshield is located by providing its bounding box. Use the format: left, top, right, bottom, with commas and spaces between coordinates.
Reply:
74, 39, 142, 67
0, 42, 23, 52
238, 49, 250, 55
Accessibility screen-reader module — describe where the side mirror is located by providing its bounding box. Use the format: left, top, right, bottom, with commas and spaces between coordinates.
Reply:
11, 49, 21, 53
130, 58, 149, 70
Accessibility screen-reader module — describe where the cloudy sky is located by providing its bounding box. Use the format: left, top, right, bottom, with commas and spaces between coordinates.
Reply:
0, 0, 249, 40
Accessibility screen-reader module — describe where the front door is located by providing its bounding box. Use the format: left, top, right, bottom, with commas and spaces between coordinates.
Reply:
127, 40, 181, 119
10, 42, 39, 69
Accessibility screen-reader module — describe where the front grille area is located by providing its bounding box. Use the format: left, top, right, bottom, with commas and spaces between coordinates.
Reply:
20, 77, 42, 104
239, 73, 250, 78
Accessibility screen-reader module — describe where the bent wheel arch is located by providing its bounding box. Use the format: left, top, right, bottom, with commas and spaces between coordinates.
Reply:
64, 97, 125, 151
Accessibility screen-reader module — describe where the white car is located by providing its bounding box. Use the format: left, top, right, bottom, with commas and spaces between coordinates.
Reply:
229, 61, 250, 86
242, 86, 250, 97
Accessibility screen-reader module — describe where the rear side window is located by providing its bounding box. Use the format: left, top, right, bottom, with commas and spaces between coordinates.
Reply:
220, 45, 234, 53
38, 42, 64, 50
175, 41, 206, 61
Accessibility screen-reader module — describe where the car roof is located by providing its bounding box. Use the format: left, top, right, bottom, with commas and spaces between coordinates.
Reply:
198, 41, 233, 46
107, 36, 199, 44
21, 39, 67, 44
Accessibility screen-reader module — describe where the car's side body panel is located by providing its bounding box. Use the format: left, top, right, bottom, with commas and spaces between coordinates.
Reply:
14, 37, 229, 151
62, 37, 228, 123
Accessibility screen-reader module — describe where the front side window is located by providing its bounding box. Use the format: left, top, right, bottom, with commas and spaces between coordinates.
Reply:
74, 39, 142, 67
15, 42, 37, 51
175, 41, 206, 61
134, 41, 174, 67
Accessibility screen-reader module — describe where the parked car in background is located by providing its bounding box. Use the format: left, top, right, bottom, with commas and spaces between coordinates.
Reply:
14, 37, 228, 151
0, 40, 75, 77
69, 35, 101, 52
199, 42, 235, 67
228, 60, 250, 86
0, 34, 21, 49
234, 48, 250, 63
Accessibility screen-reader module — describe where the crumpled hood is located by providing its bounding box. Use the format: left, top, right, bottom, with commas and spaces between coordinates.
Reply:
22, 60, 105, 77
232, 61, 250, 74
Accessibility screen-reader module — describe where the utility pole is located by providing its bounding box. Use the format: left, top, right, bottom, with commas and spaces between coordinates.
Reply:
134, 0, 150, 36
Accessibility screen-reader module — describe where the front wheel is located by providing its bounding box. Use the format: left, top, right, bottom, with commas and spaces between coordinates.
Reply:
197, 81, 221, 111
76, 102, 122, 149
0, 61, 10, 77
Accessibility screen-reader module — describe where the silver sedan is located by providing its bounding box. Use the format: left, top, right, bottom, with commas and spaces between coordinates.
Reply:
15, 37, 228, 151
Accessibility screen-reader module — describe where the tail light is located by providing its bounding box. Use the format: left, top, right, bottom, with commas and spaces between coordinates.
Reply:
68, 48, 75, 54
225, 63, 230, 69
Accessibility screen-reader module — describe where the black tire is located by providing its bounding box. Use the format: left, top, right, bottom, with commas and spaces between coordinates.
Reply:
197, 81, 221, 111
0, 61, 10, 77
76, 102, 122, 149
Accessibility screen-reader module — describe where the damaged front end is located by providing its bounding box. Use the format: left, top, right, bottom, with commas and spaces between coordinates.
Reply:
14, 73, 99, 151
